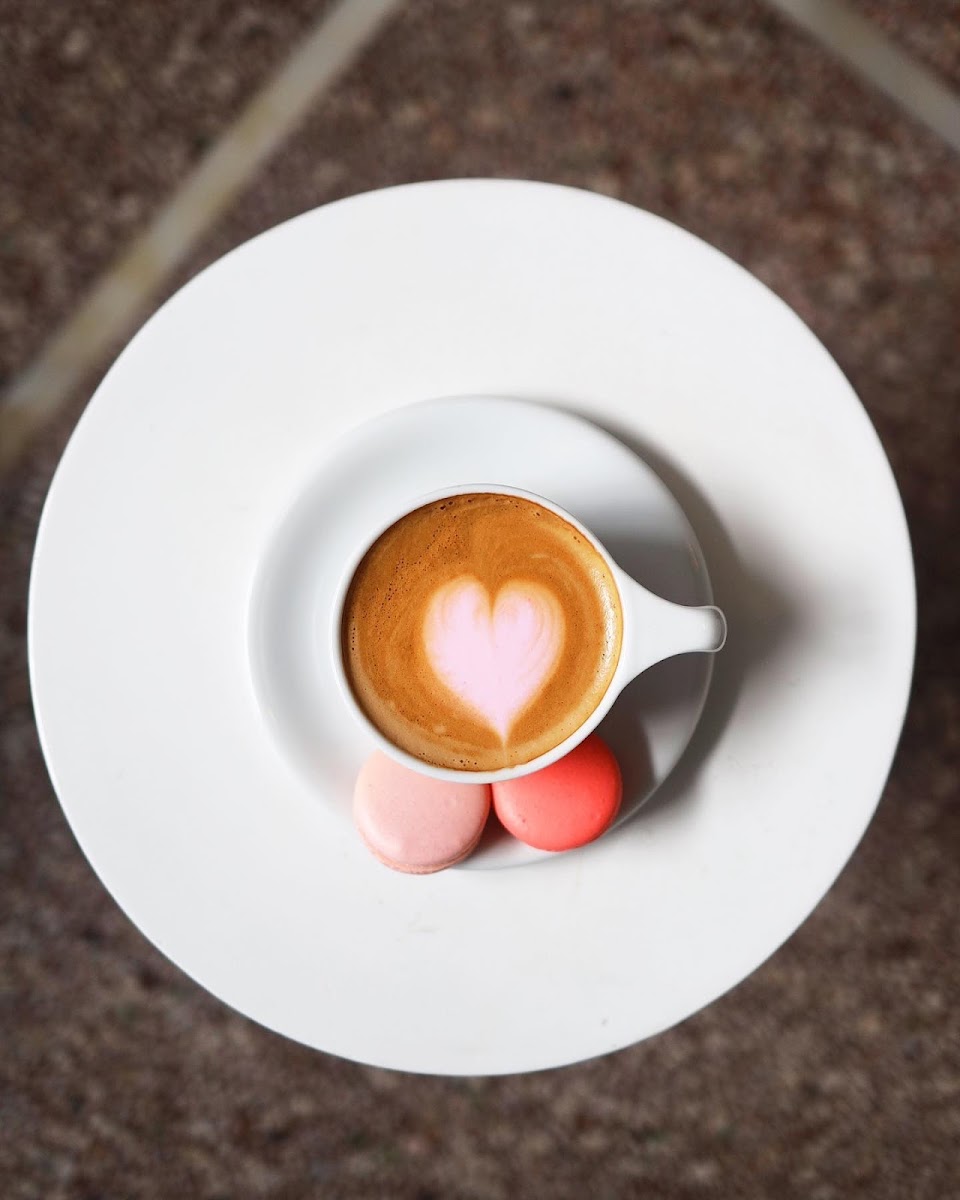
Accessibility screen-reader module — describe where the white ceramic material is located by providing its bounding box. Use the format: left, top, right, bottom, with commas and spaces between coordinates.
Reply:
330, 482, 725, 785
29, 180, 915, 1076
248, 397, 715, 871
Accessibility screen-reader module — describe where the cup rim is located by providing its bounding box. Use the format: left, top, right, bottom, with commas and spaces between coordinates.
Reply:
330, 483, 633, 784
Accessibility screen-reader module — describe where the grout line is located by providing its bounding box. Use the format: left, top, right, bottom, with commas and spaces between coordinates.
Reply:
4, 0, 959, 476
0, 0, 403, 474
767, 0, 960, 154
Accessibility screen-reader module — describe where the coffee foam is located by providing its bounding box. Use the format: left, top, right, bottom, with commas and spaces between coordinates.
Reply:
342, 493, 623, 771
423, 577, 565, 739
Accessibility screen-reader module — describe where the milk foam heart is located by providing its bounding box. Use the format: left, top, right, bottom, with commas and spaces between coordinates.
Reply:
423, 577, 564, 739
341, 492, 623, 772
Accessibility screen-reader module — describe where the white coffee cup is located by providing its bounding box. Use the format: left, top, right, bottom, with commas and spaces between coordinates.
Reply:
332, 484, 726, 784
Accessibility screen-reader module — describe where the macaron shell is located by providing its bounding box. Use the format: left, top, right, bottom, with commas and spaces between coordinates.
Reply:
353, 752, 492, 874
492, 734, 622, 852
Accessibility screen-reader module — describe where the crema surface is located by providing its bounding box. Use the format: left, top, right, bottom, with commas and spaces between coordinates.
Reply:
342, 494, 623, 771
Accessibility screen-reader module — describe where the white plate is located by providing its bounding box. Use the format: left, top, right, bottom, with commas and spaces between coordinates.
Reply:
29, 180, 915, 1075
249, 395, 715, 870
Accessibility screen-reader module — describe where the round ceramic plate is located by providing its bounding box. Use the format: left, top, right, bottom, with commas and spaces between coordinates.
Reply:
30, 180, 914, 1075
249, 395, 715, 870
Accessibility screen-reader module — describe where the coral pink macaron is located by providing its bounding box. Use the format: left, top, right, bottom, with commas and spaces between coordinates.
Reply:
353, 752, 491, 874
492, 734, 622, 852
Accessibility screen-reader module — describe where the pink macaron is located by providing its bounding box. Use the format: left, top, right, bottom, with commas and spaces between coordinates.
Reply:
353, 752, 491, 874
492, 734, 622, 852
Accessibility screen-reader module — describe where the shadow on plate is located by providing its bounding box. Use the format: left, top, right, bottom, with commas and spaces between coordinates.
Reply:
566, 403, 804, 823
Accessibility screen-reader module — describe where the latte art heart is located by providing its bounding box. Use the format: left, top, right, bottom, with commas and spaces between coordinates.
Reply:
341, 492, 623, 771
423, 577, 565, 739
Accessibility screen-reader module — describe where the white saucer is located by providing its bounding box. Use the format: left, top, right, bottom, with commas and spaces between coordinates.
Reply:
249, 395, 714, 870
29, 180, 914, 1075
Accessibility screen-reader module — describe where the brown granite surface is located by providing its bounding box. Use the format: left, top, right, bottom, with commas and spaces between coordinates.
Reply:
0, 0, 329, 387
2, 2, 959, 1197
855, 0, 960, 90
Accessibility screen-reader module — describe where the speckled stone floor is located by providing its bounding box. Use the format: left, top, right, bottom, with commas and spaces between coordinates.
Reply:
0, 0, 331, 387
2, 3, 959, 1198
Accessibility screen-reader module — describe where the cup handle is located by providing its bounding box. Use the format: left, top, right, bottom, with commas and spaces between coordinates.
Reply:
615, 568, 727, 684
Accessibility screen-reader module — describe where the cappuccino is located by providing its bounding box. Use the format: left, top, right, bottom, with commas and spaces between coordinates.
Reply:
342, 493, 622, 771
